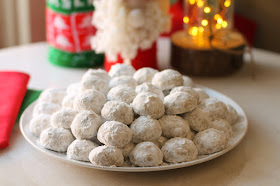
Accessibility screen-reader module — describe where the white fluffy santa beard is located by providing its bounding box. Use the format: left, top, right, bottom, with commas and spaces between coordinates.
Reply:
91, 0, 170, 64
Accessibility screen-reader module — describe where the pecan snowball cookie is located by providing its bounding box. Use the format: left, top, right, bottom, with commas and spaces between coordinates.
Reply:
135, 83, 164, 101
62, 94, 76, 108
152, 69, 184, 90
129, 142, 163, 167
159, 115, 191, 138
183, 107, 212, 132
193, 128, 228, 155
226, 104, 239, 125
107, 85, 137, 104
40, 127, 74, 152
161, 137, 198, 163
164, 91, 198, 115
182, 75, 194, 87
193, 88, 209, 102
66, 82, 80, 95
210, 119, 233, 140
82, 68, 111, 82
51, 108, 77, 129
101, 101, 134, 125
67, 139, 99, 162
108, 76, 137, 89
132, 92, 165, 119
130, 116, 162, 143
199, 98, 228, 121
170, 86, 199, 100
120, 142, 135, 159
29, 114, 51, 137
133, 67, 159, 84
33, 102, 61, 117
71, 110, 102, 139
109, 63, 136, 78
89, 146, 124, 167
38, 88, 66, 105
80, 75, 108, 95
73, 89, 106, 114
97, 121, 133, 148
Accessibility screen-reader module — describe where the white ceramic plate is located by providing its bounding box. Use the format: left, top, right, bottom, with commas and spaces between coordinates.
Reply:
20, 86, 248, 172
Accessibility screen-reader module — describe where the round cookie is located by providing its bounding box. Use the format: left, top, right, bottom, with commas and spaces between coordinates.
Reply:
62, 94, 76, 108
132, 92, 165, 119
29, 114, 51, 137
130, 116, 162, 143
89, 146, 124, 166
164, 92, 198, 115
193, 88, 209, 102
109, 63, 136, 78
71, 110, 102, 139
170, 86, 199, 100
97, 121, 133, 148
107, 85, 137, 104
183, 107, 212, 132
66, 83, 80, 95
40, 127, 74, 152
38, 88, 66, 105
210, 119, 233, 140
152, 69, 183, 90
129, 142, 163, 167
101, 101, 134, 125
67, 139, 99, 162
159, 115, 190, 138
80, 75, 108, 95
133, 67, 158, 84
33, 102, 61, 117
108, 76, 137, 89
161, 137, 198, 163
120, 142, 135, 159
73, 89, 106, 114
182, 75, 194, 87
51, 108, 77, 129
135, 83, 164, 101
82, 68, 111, 82
226, 104, 239, 125
199, 98, 228, 121
193, 128, 228, 155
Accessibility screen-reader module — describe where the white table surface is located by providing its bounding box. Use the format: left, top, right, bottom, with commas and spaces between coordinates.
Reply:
1, 39, 280, 186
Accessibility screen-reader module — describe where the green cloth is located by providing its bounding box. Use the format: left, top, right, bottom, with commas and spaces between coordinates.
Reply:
16, 89, 42, 121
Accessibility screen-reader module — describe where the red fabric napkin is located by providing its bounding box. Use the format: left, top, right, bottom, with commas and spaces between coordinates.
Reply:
0, 72, 30, 148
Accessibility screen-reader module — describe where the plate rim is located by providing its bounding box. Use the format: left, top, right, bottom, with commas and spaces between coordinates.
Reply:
20, 85, 248, 172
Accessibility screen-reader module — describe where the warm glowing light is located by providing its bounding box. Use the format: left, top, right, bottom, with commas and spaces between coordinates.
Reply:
217, 18, 223, 24
222, 21, 228, 28
204, 7, 211, 13
215, 23, 222, 29
189, 0, 196, 5
214, 14, 221, 20
201, 19, 208, 26
198, 27, 204, 32
197, 1, 204, 7
224, 0, 231, 7
191, 26, 198, 36
183, 16, 189, 24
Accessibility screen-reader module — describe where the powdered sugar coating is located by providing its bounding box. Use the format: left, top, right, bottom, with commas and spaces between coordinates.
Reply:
29, 114, 51, 137
159, 115, 190, 138
51, 108, 77, 129
89, 146, 124, 166
107, 85, 137, 104
97, 121, 133, 147
130, 116, 162, 143
80, 75, 108, 95
40, 127, 74, 152
164, 92, 198, 115
152, 69, 184, 90
109, 64, 136, 78
193, 88, 209, 102
101, 101, 134, 125
210, 119, 233, 140
39, 88, 66, 105
170, 86, 199, 100
120, 142, 135, 159
82, 69, 111, 82
132, 92, 165, 119
133, 67, 159, 84
33, 102, 61, 117
135, 83, 164, 101
161, 137, 198, 163
129, 142, 163, 167
71, 110, 102, 139
226, 104, 239, 125
67, 83, 80, 95
194, 128, 228, 155
108, 76, 137, 89
62, 94, 76, 108
73, 89, 106, 114
182, 75, 194, 87
199, 98, 228, 121
183, 107, 212, 132
67, 139, 99, 162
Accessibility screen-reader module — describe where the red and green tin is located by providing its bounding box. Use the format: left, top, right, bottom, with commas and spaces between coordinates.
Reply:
46, 0, 104, 68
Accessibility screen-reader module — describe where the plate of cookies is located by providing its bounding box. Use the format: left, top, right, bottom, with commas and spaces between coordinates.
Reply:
20, 64, 248, 172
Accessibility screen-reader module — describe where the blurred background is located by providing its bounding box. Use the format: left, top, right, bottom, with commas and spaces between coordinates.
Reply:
0, 0, 279, 53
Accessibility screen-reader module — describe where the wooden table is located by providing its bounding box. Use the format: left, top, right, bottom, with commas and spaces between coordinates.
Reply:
1, 39, 280, 185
